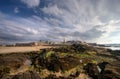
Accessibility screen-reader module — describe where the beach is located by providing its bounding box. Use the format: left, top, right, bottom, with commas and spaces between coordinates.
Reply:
0, 46, 54, 54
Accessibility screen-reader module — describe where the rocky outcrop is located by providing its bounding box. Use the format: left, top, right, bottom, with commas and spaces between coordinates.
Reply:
12, 71, 41, 79
0, 44, 120, 79
2, 71, 41, 79
84, 62, 120, 79
84, 63, 99, 79
32, 54, 80, 72
0, 53, 31, 79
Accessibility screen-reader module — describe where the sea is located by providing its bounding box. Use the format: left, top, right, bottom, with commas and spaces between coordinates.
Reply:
103, 44, 120, 50
104, 47, 120, 50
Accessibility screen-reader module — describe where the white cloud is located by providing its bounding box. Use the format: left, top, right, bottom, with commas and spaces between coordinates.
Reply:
21, 0, 40, 8
0, 0, 120, 44
0, 13, 42, 42
42, 5, 63, 16
14, 7, 19, 13
40, 0, 120, 43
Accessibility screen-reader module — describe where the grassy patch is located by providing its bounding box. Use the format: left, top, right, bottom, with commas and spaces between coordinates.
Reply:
45, 51, 55, 58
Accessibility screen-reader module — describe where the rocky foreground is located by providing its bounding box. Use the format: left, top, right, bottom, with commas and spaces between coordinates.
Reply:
0, 44, 120, 79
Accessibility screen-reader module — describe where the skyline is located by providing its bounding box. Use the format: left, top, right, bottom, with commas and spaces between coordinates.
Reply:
0, 0, 120, 44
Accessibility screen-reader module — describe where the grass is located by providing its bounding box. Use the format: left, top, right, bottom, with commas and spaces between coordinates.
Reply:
86, 51, 96, 55
45, 51, 55, 58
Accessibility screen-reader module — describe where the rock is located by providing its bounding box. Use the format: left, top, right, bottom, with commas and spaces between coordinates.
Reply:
32, 52, 80, 72
100, 61, 120, 79
83, 63, 99, 79
84, 62, 120, 79
1, 71, 41, 79
11, 71, 41, 79
1, 44, 120, 79
98, 62, 109, 74
101, 70, 120, 79
76, 73, 91, 79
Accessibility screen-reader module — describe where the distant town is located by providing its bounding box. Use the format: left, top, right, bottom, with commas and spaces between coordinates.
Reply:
0, 40, 120, 49
0, 40, 92, 47
0, 40, 106, 47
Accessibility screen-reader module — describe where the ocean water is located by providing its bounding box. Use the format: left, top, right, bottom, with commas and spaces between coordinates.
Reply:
102, 44, 120, 50
104, 47, 120, 50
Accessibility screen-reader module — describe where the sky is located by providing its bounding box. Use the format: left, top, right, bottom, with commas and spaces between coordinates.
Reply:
0, 0, 120, 44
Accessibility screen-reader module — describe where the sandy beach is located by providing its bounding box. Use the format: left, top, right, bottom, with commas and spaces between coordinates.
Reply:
0, 46, 54, 54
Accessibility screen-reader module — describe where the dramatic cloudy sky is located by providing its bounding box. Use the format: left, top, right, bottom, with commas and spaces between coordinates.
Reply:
0, 0, 120, 44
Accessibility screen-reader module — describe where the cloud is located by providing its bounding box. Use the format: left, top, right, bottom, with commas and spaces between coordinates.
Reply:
21, 0, 40, 8
42, 5, 63, 16
41, 0, 102, 40
14, 7, 19, 13
0, 13, 41, 42
0, 0, 120, 44
40, 0, 120, 43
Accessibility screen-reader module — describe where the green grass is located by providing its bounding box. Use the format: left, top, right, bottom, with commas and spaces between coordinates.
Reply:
45, 51, 55, 58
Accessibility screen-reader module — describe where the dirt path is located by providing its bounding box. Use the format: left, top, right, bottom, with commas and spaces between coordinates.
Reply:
0, 46, 55, 54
